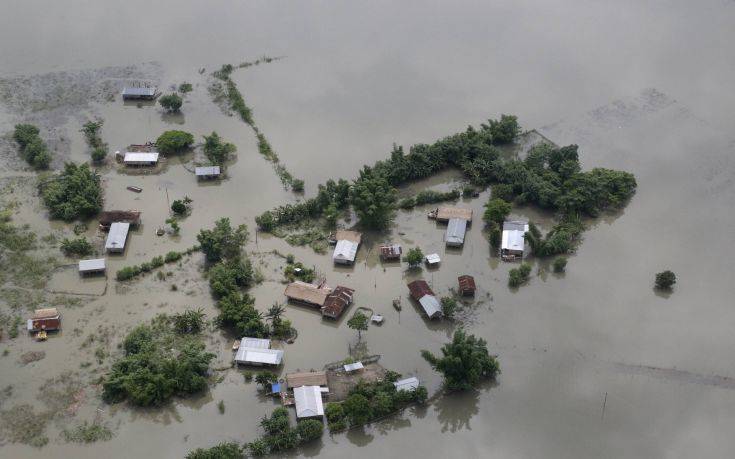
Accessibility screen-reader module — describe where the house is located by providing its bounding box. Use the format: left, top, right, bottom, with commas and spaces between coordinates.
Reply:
121, 86, 157, 100
293, 386, 324, 418
407, 280, 443, 319
284, 281, 331, 307
425, 253, 441, 266
78, 258, 106, 275
501, 221, 529, 261
124, 152, 159, 167
445, 218, 468, 247
105, 222, 130, 253
458, 275, 476, 296
394, 376, 420, 392
379, 244, 402, 261
332, 230, 361, 265
321, 286, 355, 319
98, 210, 141, 230
286, 371, 328, 389
429, 206, 473, 222
195, 166, 221, 180
27, 308, 61, 332
343, 362, 364, 373
234, 337, 283, 366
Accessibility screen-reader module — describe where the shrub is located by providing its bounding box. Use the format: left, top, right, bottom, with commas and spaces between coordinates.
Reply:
40, 163, 102, 221
179, 83, 193, 93
197, 218, 248, 262
483, 198, 511, 226
91, 146, 107, 162
291, 179, 304, 192
203, 132, 237, 165
208, 258, 253, 298
165, 251, 182, 263
421, 329, 500, 390
483, 114, 520, 144
13, 124, 51, 169
60, 237, 93, 257
343, 393, 372, 426
440, 297, 458, 319
171, 200, 188, 215
116, 266, 140, 281
159, 93, 183, 112
403, 247, 424, 268
552, 257, 567, 273
295, 419, 323, 443
655, 270, 676, 290
509, 262, 532, 287
488, 222, 501, 248
491, 183, 515, 201
156, 130, 194, 155
324, 402, 344, 424
247, 439, 267, 457
172, 309, 206, 334
186, 442, 243, 459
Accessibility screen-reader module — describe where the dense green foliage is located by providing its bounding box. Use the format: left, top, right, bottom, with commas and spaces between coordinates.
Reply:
102, 315, 215, 406
203, 131, 237, 166
347, 312, 369, 339
655, 270, 676, 290
398, 189, 460, 209
60, 237, 93, 257
482, 114, 521, 144
350, 167, 398, 229
208, 258, 253, 298
159, 93, 183, 112
13, 124, 51, 169
172, 309, 206, 334
179, 83, 193, 93
81, 120, 107, 163
40, 162, 102, 221
197, 218, 248, 263
116, 247, 196, 281
552, 257, 568, 273
483, 198, 511, 226
186, 442, 243, 459
295, 419, 324, 443
421, 329, 500, 391
171, 196, 191, 216
245, 407, 323, 456
283, 259, 315, 283
403, 247, 424, 268
216, 293, 268, 338
155, 130, 194, 155
525, 219, 584, 257
440, 296, 458, 319
255, 179, 350, 230
508, 262, 532, 287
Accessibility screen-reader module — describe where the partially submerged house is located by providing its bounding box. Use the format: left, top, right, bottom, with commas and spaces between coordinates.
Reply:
429, 206, 473, 223
425, 253, 441, 266
501, 220, 529, 261
98, 210, 141, 230
195, 166, 221, 180
123, 152, 159, 167
234, 337, 283, 366
105, 222, 130, 253
284, 281, 331, 308
407, 280, 443, 319
293, 386, 325, 419
321, 286, 355, 319
445, 218, 468, 247
394, 376, 420, 392
121, 86, 157, 100
27, 308, 61, 332
343, 362, 364, 373
332, 230, 361, 265
286, 371, 328, 389
458, 275, 476, 296
78, 258, 106, 275
379, 244, 402, 261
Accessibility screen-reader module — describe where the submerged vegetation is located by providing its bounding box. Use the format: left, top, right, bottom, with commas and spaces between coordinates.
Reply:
81, 120, 108, 163
398, 188, 460, 210
13, 123, 51, 169
60, 237, 94, 257
159, 93, 183, 112
508, 262, 532, 287
39, 162, 103, 221
203, 131, 236, 166
116, 246, 198, 281
156, 130, 194, 155
62, 422, 113, 443
422, 329, 500, 391
655, 270, 676, 290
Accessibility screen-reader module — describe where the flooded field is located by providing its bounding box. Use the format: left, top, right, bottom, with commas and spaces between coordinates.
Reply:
1, 1, 735, 458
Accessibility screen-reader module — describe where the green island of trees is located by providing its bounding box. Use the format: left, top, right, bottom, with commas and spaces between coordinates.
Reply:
156, 130, 194, 155
422, 329, 500, 391
81, 120, 108, 163
39, 162, 103, 221
102, 312, 215, 406
203, 131, 236, 166
402, 246, 424, 268
508, 262, 532, 287
398, 189, 460, 210
60, 237, 93, 257
13, 124, 51, 169
159, 93, 183, 112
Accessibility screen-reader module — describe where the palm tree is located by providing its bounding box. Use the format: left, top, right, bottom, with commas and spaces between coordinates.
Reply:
265, 303, 285, 324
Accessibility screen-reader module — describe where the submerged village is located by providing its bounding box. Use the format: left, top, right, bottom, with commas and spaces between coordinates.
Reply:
0, 59, 642, 458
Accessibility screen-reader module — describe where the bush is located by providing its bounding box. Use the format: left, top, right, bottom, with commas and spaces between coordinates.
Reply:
483, 198, 511, 226
421, 329, 500, 390
491, 183, 515, 201
208, 258, 253, 298
91, 146, 107, 162
179, 83, 193, 93
197, 218, 248, 262
325, 402, 344, 424
295, 419, 323, 443
291, 179, 304, 192
172, 309, 206, 334
509, 262, 532, 287
186, 442, 243, 459
203, 132, 237, 165
60, 237, 93, 257
488, 222, 501, 248
13, 124, 51, 169
483, 114, 520, 144
403, 247, 424, 268
159, 93, 183, 112
343, 393, 372, 426
171, 200, 188, 215
655, 270, 676, 290
165, 251, 182, 263
40, 163, 102, 220
552, 257, 567, 273
247, 439, 268, 457
156, 130, 194, 155
440, 297, 458, 319
116, 266, 140, 281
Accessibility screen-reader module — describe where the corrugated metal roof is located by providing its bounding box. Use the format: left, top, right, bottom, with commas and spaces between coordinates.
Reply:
418, 295, 442, 319
425, 253, 441, 265
333, 240, 358, 263
240, 337, 270, 349
501, 221, 529, 251
379, 244, 402, 259
122, 87, 156, 97
105, 222, 130, 252
78, 258, 106, 272
124, 152, 159, 163
394, 376, 420, 392
195, 166, 221, 176
293, 386, 324, 418
407, 280, 434, 300
343, 362, 364, 372
321, 286, 354, 318
235, 347, 283, 365
445, 218, 467, 246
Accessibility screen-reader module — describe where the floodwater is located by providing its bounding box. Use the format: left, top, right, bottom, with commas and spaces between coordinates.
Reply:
1, 1, 735, 458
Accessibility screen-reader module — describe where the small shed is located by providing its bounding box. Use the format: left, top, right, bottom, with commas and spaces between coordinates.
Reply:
124, 152, 159, 167
78, 258, 105, 275
418, 295, 443, 319
394, 377, 420, 392
321, 286, 355, 319
286, 371, 328, 389
501, 221, 529, 260
333, 240, 359, 265
379, 244, 402, 261
458, 275, 476, 296
445, 218, 468, 247
343, 362, 364, 373
195, 166, 221, 180
27, 308, 61, 332
284, 281, 331, 307
425, 253, 441, 266
105, 222, 130, 253
293, 386, 324, 418
122, 86, 157, 100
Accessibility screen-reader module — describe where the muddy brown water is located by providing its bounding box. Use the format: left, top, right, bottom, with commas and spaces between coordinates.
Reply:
1, 1, 735, 458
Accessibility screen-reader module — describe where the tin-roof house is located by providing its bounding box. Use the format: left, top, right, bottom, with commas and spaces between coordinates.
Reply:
293, 386, 324, 418
195, 166, 221, 180
122, 86, 157, 100
124, 152, 159, 167
234, 337, 283, 366
379, 244, 402, 261
78, 258, 106, 275
284, 281, 331, 307
394, 376, 420, 392
332, 230, 361, 265
105, 222, 130, 253
458, 275, 476, 296
27, 308, 61, 332
445, 218, 468, 247
321, 286, 355, 319
407, 280, 443, 319
501, 221, 529, 261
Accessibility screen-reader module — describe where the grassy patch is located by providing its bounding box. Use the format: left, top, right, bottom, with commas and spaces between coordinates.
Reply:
62, 421, 113, 443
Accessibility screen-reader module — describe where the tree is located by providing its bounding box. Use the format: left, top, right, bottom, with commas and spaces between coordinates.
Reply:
483, 114, 520, 144
171, 199, 188, 215
509, 262, 532, 287
421, 329, 500, 391
295, 419, 324, 443
440, 297, 458, 319
483, 198, 511, 226
402, 247, 424, 268
13, 124, 40, 148
265, 303, 285, 325
14, 124, 51, 169
254, 371, 277, 389
347, 312, 369, 340
172, 309, 206, 334
552, 257, 567, 273
203, 131, 237, 165
655, 270, 676, 290
40, 162, 102, 221
488, 222, 501, 248
156, 130, 194, 155
159, 93, 183, 112
166, 217, 180, 235
349, 167, 397, 229
91, 146, 107, 163
60, 237, 93, 257
342, 393, 372, 426
186, 442, 243, 459
197, 218, 248, 262
291, 179, 304, 193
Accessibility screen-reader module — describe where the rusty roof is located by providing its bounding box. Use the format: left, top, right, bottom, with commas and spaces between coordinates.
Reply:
407, 280, 434, 301
99, 210, 141, 225
321, 286, 355, 318
458, 275, 476, 292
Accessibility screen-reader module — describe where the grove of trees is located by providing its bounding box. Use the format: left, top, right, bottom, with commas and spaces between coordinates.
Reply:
40, 162, 103, 221
13, 124, 51, 169
421, 329, 500, 391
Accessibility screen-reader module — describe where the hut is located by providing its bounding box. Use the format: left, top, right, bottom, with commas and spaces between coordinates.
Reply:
98, 210, 141, 230
394, 376, 420, 392
501, 221, 529, 261
429, 206, 473, 222
379, 244, 402, 261
27, 308, 61, 332
234, 337, 283, 366
445, 218, 468, 247
105, 222, 130, 253
343, 362, 364, 373
286, 371, 328, 389
425, 253, 441, 266
195, 166, 221, 180
78, 258, 106, 275
332, 230, 361, 265
293, 386, 324, 418
407, 280, 443, 319
123, 152, 159, 167
321, 286, 355, 319
458, 275, 476, 296
121, 86, 157, 100
284, 281, 331, 308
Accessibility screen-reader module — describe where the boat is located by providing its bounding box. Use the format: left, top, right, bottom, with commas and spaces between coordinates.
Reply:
392, 298, 402, 311
36, 330, 47, 341
127, 186, 142, 193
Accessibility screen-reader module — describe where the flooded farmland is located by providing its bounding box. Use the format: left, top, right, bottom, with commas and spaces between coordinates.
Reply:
1, 1, 735, 458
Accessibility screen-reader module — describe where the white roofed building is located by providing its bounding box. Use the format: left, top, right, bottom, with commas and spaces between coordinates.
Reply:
234, 337, 283, 366
445, 218, 468, 247
333, 240, 359, 264
418, 295, 442, 319
124, 152, 159, 166
394, 376, 420, 392
293, 386, 324, 418
78, 258, 106, 274
105, 222, 130, 253
501, 221, 529, 261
